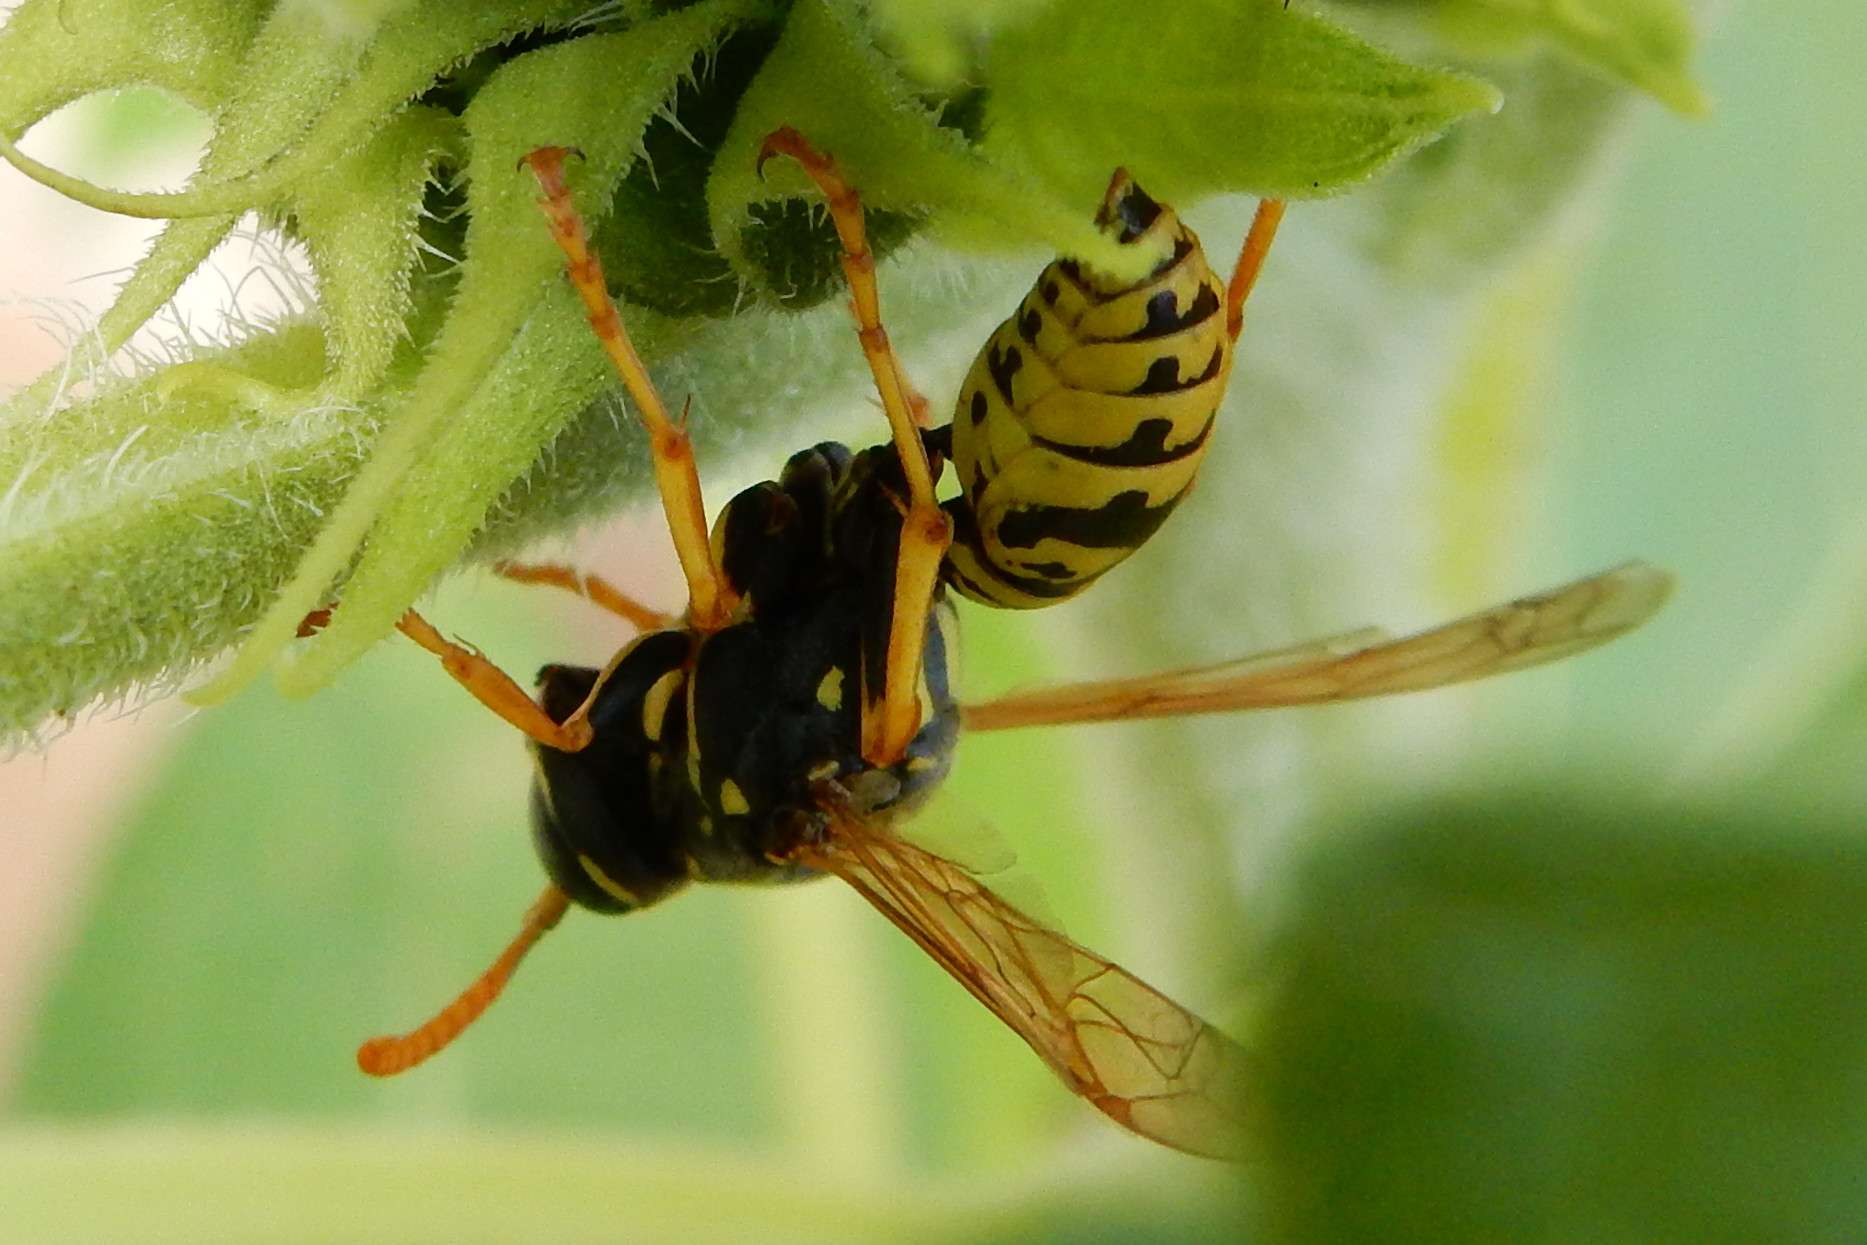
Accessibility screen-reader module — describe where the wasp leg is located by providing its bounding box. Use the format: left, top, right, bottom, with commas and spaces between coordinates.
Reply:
491, 560, 676, 633
866, 504, 952, 765
521, 147, 733, 632
357, 882, 571, 1076
396, 609, 596, 752
757, 126, 953, 766
1224, 198, 1287, 341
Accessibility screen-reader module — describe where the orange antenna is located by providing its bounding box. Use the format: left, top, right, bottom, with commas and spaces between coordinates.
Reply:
356, 884, 571, 1076
1224, 198, 1287, 341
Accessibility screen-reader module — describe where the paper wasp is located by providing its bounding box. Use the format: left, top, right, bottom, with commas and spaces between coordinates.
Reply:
345, 129, 1670, 1162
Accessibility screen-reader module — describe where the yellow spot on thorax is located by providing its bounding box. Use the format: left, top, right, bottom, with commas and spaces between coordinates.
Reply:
816, 666, 845, 712
719, 778, 750, 816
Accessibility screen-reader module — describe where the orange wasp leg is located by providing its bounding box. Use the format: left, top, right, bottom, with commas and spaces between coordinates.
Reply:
297, 562, 667, 747
356, 883, 571, 1076
1224, 198, 1286, 342
492, 559, 677, 633
395, 609, 597, 753
522, 146, 733, 633
756, 126, 953, 768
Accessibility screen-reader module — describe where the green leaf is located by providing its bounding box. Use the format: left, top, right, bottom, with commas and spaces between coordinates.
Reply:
0, 1122, 1247, 1243
1423, 0, 1709, 115
199, 1, 768, 701
980, 0, 1502, 209
707, 0, 1125, 285
0, 1125, 914, 1244
717, 0, 1503, 290
1, 1, 378, 415
1360, 50, 1630, 284
0, 0, 269, 120
0, 0, 1674, 739
0, 1, 587, 416
289, 105, 461, 394
588, 25, 791, 318
1254, 796, 1867, 1245
0, 326, 359, 730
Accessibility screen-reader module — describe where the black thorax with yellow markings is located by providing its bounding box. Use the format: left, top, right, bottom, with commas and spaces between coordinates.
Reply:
528, 441, 960, 915
942, 174, 1232, 609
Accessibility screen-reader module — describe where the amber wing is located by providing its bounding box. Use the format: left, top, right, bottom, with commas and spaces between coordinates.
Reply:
797, 811, 1254, 1161
962, 562, 1673, 732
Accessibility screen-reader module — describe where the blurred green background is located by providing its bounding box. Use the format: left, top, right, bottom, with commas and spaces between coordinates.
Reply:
3, 2, 1866, 1242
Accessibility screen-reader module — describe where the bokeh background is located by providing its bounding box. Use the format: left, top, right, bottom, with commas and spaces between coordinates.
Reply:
3, 2, 1865, 1241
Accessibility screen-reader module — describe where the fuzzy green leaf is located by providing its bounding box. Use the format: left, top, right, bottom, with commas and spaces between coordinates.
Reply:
0, 0, 1679, 739
2, 1, 382, 414
1421, 0, 1708, 115
707, 0, 1129, 284
182, 0, 588, 214
585, 25, 791, 318
206, 1, 768, 700
0, 1, 588, 426
0, 327, 364, 730
980, 0, 1502, 209
0, 0, 268, 120
290, 105, 462, 394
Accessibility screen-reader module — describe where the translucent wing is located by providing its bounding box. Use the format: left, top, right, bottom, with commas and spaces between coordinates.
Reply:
797, 808, 1254, 1161
962, 562, 1673, 732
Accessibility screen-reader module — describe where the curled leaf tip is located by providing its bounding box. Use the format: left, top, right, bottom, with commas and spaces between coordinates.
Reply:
0, 127, 279, 220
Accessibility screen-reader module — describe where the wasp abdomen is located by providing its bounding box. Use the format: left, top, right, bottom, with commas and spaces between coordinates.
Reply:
945, 175, 1232, 609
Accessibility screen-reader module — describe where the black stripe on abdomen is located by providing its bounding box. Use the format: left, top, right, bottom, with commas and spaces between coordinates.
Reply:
1030, 412, 1215, 469
993, 482, 1192, 554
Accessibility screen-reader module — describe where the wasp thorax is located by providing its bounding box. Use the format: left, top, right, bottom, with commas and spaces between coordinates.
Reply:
524, 442, 962, 916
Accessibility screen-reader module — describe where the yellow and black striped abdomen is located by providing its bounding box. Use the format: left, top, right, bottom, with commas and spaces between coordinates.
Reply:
944, 176, 1232, 609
